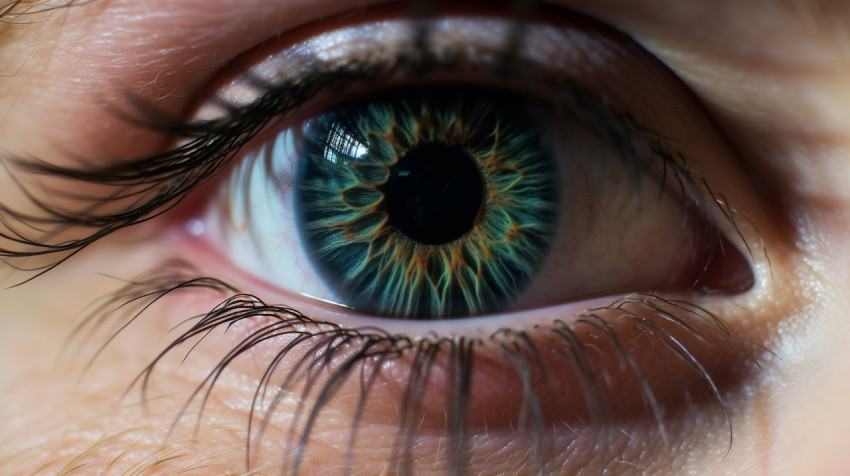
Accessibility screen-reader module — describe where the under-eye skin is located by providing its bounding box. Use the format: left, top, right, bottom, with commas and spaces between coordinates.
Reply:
2, 4, 766, 475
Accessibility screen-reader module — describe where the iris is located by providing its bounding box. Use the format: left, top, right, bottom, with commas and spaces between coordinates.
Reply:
295, 88, 558, 318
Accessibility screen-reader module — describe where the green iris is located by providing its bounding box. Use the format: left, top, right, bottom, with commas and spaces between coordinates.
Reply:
295, 88, 558, 319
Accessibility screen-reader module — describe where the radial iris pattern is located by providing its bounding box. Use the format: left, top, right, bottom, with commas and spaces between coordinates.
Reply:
295, 88, 558, 318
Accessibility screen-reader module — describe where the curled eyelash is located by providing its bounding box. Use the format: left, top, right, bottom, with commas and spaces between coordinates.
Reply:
69, 261, 762, 474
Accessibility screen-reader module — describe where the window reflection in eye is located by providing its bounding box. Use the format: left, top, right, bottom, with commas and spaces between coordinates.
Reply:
0, 2, 771, 475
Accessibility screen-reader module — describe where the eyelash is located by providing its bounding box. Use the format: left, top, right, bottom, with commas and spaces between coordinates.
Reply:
72, 260, 757, 473
8, 11, 765, 473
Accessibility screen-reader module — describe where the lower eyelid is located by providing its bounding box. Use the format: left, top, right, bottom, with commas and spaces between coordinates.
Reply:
103, 255, 759, 472
169, 223, 709, 335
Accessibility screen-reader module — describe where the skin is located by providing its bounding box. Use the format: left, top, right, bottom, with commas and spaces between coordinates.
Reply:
0, 0, 848, 474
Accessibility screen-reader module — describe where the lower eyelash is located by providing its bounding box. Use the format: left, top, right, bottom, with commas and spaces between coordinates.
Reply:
72, 259, 763, 474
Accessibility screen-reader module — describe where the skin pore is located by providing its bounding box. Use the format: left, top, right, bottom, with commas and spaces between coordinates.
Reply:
1, 0, 849, 474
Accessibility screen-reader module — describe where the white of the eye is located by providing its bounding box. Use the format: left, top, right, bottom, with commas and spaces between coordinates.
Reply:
196, 17, 602, 122
201, 125, 341, 305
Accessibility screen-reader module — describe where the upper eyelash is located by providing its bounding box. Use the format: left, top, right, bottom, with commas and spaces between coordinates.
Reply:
0, 25, 536, 278
0, 39, 714, 282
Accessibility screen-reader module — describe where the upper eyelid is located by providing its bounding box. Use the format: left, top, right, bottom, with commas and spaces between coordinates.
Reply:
0, 13, 667, 274
0, 6, 765, 300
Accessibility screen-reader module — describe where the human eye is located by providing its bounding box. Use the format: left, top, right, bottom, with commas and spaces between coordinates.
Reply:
191, 24, 751, 320
0, 1, 786, 474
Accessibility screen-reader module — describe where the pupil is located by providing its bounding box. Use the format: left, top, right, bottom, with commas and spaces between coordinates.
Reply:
383, 142, 484, 245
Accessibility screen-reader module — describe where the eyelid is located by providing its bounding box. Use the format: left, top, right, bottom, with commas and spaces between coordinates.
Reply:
0, 10, 673, 276
86, 260, 760, 473
193, 13, 649, 121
